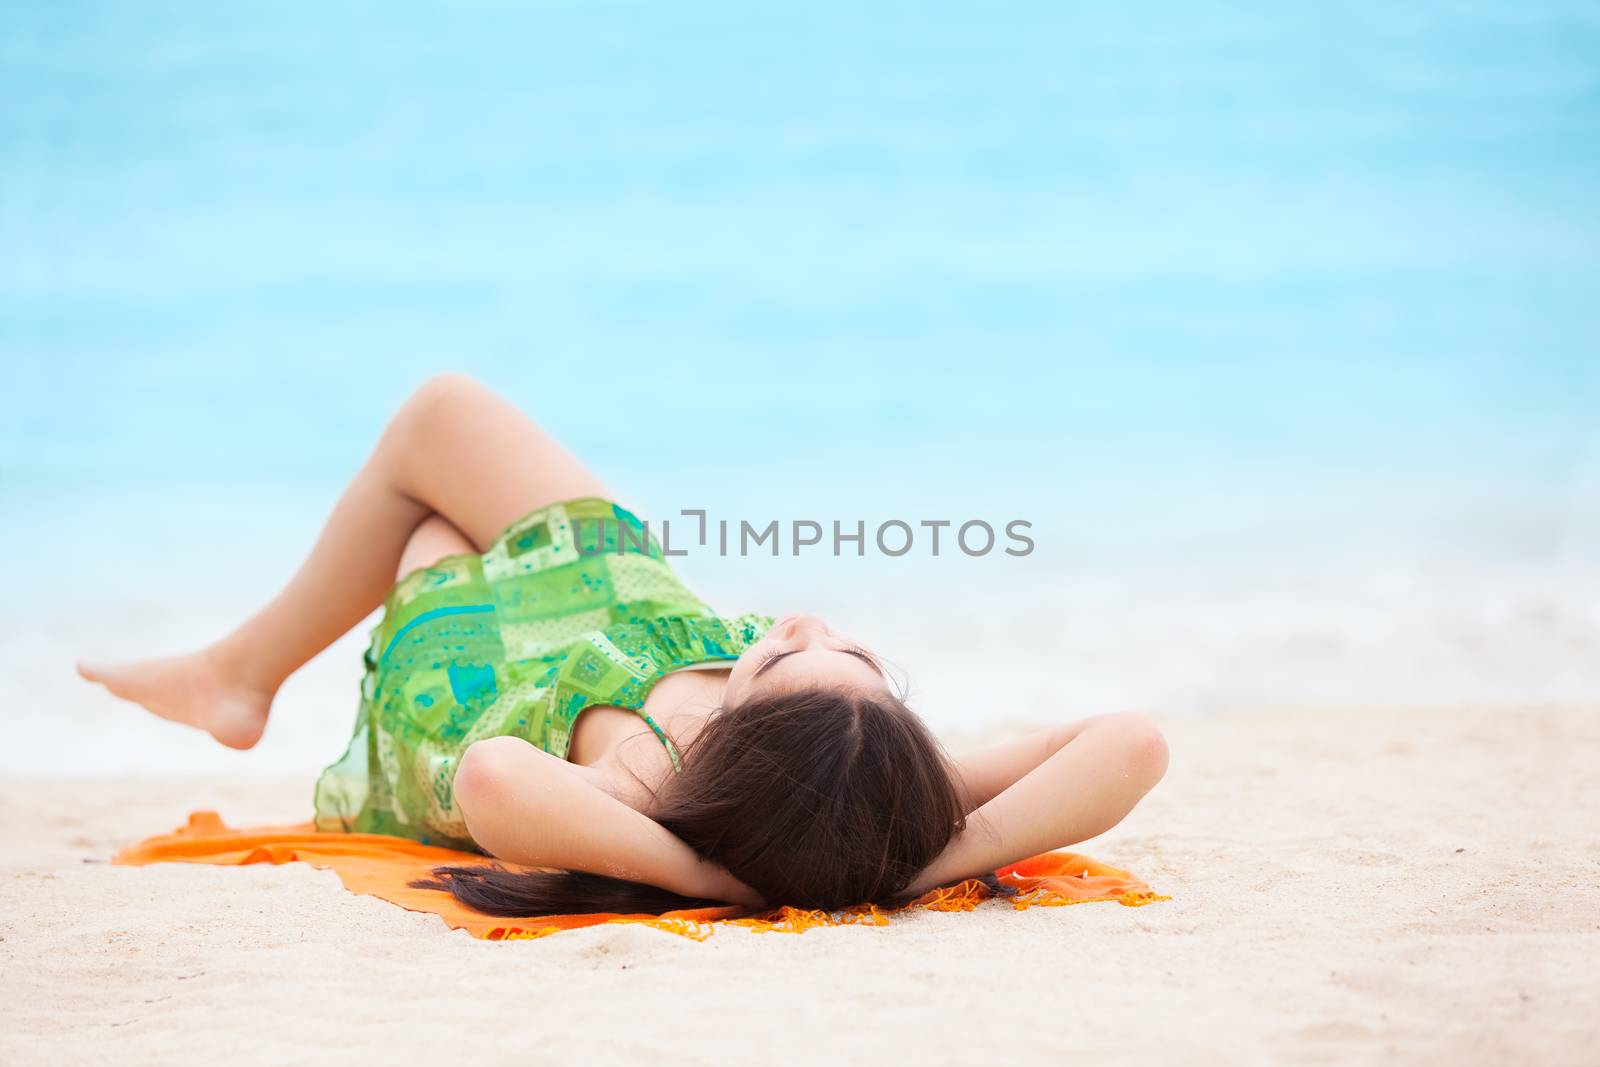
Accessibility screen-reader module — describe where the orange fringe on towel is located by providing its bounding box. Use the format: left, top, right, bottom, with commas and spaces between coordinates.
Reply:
114, 812, 1166, 941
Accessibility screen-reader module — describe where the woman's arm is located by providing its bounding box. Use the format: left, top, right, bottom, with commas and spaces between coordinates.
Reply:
908, 712, 1169, 896
452, 736, 763, 907
946, 716, 1110, 813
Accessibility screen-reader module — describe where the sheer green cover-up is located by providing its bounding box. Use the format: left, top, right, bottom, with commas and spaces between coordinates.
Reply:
314, 497, 772, 850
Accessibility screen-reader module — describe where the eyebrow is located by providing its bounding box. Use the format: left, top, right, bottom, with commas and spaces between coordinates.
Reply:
753, 648, 883, 679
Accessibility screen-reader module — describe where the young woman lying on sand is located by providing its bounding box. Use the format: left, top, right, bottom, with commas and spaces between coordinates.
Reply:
78, 375, 1168, 917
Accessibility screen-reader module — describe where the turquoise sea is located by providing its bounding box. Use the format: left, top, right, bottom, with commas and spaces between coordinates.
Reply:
6, 3, 1600, 587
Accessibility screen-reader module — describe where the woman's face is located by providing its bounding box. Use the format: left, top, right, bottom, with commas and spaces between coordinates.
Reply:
722, 614, 889, 706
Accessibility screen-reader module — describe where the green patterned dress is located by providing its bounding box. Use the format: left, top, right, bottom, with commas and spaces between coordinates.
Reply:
313, 497, 773, 850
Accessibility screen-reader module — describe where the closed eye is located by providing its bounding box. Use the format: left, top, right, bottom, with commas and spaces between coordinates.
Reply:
752, 646, 883, 679
842, 646, 884, 676
752, 649, 796, 678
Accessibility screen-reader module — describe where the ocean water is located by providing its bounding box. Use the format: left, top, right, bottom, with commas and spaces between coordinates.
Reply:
3, 3, 1599, 768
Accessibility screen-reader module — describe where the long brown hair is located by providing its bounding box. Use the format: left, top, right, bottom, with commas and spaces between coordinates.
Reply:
414, 686, 995, 917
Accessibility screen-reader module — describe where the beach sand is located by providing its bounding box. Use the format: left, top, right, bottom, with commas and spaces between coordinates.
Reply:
3, 704, 1596, 1065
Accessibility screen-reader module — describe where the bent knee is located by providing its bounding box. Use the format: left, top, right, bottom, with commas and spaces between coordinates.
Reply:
413, 371, 488, 402
397, 373, 495, 429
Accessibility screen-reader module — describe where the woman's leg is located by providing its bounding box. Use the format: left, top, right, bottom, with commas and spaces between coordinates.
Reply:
395, 513, 478, 582
77, 374, 606, 749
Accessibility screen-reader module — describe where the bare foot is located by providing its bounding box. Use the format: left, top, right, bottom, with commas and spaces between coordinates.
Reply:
76, 650, 275, 750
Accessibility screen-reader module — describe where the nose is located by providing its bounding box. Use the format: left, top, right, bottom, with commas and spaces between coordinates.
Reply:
776, 613, 831, 639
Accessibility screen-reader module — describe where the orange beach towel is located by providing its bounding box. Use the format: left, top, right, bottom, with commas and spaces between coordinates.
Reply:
115, 811, 1167, 941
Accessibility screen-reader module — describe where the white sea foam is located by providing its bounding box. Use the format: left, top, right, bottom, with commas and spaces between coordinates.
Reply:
20, 548, 1598, 776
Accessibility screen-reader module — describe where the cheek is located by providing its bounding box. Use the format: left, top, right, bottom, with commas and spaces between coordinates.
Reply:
722, 648, 760, 701
724, 633, 794, 705
732, 636, 777, 675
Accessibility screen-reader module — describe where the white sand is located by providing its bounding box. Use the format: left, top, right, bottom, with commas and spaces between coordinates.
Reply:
3, 704, 1596, 1065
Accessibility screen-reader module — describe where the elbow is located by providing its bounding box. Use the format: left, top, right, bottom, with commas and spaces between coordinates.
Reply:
452, 736, 523, 816
1112, 712, 1169, 791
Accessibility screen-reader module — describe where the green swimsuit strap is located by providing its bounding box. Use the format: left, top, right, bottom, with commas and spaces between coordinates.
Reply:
633, 708, 685, 773
598, 616, 775, 775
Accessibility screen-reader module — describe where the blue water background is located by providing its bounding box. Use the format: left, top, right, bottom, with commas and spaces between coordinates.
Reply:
4, 2, 1599, 606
